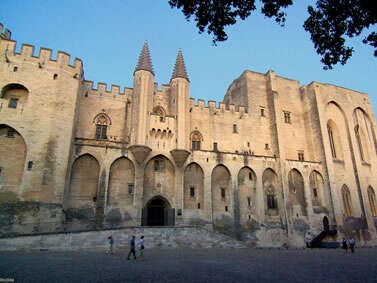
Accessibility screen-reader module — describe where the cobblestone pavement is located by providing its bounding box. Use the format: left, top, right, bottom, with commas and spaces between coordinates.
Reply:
0, 248, 376, 282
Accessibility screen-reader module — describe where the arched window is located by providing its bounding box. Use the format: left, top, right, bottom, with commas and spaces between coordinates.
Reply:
93, 112, 111, 140
355, 126, 364, 161
1, 83, 29, 109
327, 124, 337, 158
327, 120, 343, 160
191, 130, 203, 150
342, 185, 352, 217
368, 187, 376, 217
153, 106, 166, 122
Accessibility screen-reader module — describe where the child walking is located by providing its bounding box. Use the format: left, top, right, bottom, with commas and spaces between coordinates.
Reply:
138, 235, 145, 260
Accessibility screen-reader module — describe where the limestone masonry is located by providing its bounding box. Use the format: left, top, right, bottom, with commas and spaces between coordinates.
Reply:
1, 23, 377, 247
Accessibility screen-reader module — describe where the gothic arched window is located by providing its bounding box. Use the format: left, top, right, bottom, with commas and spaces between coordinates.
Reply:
368, 186, 376, 217
93, 112, 111, 140
342, 185, 352, 217
327, 124, 337, 158
153, 106, 166, 122
191, 130, 203, 150
355, 126, 364, 161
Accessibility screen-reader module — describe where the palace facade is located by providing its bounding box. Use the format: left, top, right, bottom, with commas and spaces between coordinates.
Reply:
1, 23, 377, 246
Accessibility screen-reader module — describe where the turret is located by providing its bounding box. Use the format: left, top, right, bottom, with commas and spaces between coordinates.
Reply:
132, 41, 155, 145
170, 49, 190, 149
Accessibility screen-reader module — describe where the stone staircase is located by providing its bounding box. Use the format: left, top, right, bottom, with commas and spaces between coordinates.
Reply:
0, 226, 247, 251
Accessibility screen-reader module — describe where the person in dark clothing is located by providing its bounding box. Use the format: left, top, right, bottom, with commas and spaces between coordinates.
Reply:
107, 235, 114, 255
127, 235, 137, 260
341, 238, 348, 253
349, 238, 355, 253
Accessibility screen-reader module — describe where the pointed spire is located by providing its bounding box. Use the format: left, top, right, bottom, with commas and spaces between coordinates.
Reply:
134, 41, 154, 75
171, 49, 189, 82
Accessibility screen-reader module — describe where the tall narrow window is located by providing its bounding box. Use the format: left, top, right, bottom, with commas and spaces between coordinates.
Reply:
342, 185, 352, 216
221, 188, 226, 200
247, 197, 251, 207
355, 126, 364, 161
94, 112, 111, 140
327, 125, 337, 158
27, 161, 33, 170
233, 124, 237, 133
0, 167, 2, 184
191, 130, 202, 151
128, 184, 134, 195
190, 187, 195, 197
298, 151, 304, 161
283, 111, 291, 123
267, 187, 277, 209
368, 187, 376, 217
96, 124, 107, 140
313, 188, 318, 199
214, 142, 218, 151
260, 107, 265, 117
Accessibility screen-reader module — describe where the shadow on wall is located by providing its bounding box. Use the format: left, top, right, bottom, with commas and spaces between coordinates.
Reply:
341, 216, 370, 241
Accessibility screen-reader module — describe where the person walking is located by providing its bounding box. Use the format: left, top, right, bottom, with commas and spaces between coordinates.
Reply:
349, 237, 355, 253
127, 235, 137, 260
341, 238, 348, 253
138, 235, 145, 260
107, 235, 114, 255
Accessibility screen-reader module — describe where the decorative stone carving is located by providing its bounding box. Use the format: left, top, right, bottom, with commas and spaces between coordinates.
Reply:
170, 149, 190, 168
128, 145, 152, 165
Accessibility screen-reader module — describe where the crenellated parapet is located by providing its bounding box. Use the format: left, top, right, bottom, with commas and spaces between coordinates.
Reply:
82, 80, 132, 100
189, 98, 248, 116
0, 38, 83, 74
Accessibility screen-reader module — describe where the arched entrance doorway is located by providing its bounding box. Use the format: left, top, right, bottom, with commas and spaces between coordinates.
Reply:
142, 196, 175, 226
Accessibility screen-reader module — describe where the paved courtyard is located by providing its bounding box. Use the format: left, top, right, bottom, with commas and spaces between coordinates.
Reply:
0, 247, 376, 282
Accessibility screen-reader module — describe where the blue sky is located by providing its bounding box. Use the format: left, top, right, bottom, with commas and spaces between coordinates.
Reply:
1, 0, 376, 114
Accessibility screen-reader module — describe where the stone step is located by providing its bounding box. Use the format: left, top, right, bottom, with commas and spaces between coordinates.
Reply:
0, 226, 248, 251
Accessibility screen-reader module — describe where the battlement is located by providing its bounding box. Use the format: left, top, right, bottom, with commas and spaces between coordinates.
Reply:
83, 80, 132, 99
0, 23, 11, 40
0, 37, 83, 71
189, 98, 248, 115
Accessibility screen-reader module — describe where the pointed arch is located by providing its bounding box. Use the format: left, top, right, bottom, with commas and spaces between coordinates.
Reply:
309, 170, 325, 207
288, 169, 307, 217
367, 186, 376, 217
108, 157, 135, 207
353, 108, 372, 162
212, 164, 231, 215
0, 124, 27, 186
184, 162, 204, 210
68, 154, 100, 208
152, 106, 166, 122
238, 166, 257, 223
143, 154, 175, 206
190, 130, 203, 150
93, 112, 111, 140
327, 119, 343, 160
341, 185, 352, 217
92, 112, 112, 125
